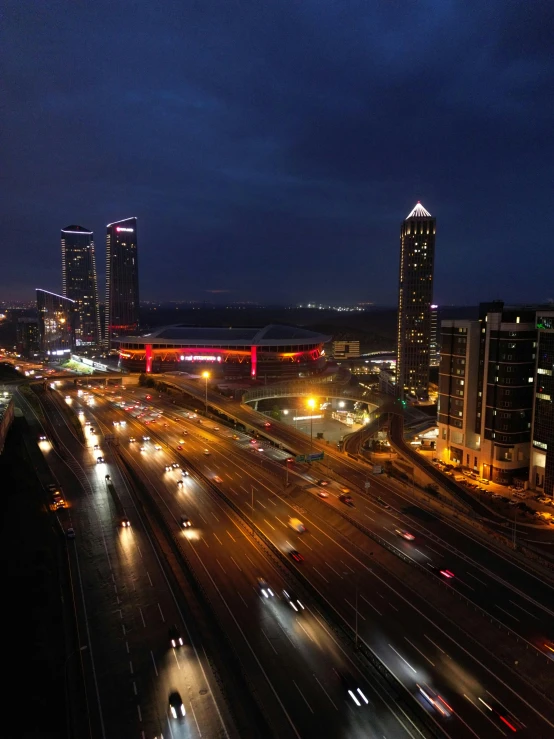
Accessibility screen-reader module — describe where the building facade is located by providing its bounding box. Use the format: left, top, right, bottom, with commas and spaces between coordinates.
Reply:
116, 324, 330, 378
61, 225, 101, 345
437, 303, 536, 484
530, 311, 554, 495
333, 340, 360, 359
36, 289, 76, 357
0, 394, 14, 456
430, 304, 439, 366
396, 203, 436, 399
105, 217, 139, 349
16, 317, 40, 357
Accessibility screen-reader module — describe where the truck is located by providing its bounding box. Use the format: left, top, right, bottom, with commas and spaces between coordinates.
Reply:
288, 517, 306, 533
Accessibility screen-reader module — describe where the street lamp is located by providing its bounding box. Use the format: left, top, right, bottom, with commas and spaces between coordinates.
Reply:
202, 371, 210, 417
307, 397, 316, 458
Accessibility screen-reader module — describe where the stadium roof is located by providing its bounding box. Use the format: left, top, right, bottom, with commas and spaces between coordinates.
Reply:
117, 324, 331, 347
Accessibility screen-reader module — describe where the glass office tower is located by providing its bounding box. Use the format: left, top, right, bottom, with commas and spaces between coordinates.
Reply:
61, 225, 101, 345
105, 217, 139, 349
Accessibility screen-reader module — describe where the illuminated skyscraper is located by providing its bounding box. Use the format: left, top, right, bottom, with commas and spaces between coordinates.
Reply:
105, 217, 139, 348
36, 289, 76, 356
61, 225, 100, 345
396, 202, 436, 399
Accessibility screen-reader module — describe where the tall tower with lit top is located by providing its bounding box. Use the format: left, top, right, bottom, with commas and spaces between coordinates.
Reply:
396, 202, 436, 399
105, 217, 139, 348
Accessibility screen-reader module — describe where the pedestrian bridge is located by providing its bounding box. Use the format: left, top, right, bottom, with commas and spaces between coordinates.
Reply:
241, 380, 384, 409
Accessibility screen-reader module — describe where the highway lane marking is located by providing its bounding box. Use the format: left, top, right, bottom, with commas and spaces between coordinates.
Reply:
129, 660, 134, 675
423, 634, 448, 656
296, 619, 315, 643
340, 560, 355, 574
404, 638, 435, 667
388, 645, 417, 673
198, 513, 209, 524
414, 548, 430, 559
237, 592, 248, 608
211, 511, 220, 522
202, 537, 210, 548
275, 620, 297, 649
158, 603, 165, 622
326, 562, 344, 579
146, 571, 153, 586
313, 675, 338, 710
360, 593, 382, 616
509, 600, 538, 619
125, 641, 129, 653
313, 567, 330, 583
275, 516, 287, 527
425, 545, 442, 556
263, 518, 276, 531
302, 540, 313, 551
137, 705, 142, 722
226, 530, 236, 542
494, 605, 519, 622
456, 578, 475, 592
311, 534, 323, 545
216, 559, 227, 574
344, 598, 366, 620
189, 700, 202, 737
268, 498, 277, 505
364, 513, 375, 522
463, 694, 506, 735
173, 649, 182, 670
486, 690, 526, 727
245, 553, 256, 568
257, 500, 267, 509
261, 628, 278, 654
122, 623, 126, 635
228, 487, 239, 496
466, 571, 488, 586
230, 556, 242, 571
139, 607, 146, 627
214, 533, 223, 545
293, 680, 314, 714
133, 681, 137, 695
136, 543, 143, 559
388, 602, 399, 612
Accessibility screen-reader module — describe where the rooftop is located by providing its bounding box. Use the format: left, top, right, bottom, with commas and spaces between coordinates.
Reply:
406, 202, 432, 219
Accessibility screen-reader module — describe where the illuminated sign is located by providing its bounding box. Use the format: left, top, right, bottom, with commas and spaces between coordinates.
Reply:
182, 355, 222, 362
116, 227, 134, 232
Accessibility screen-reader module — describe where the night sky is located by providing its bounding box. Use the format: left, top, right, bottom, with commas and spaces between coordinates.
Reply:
4, 1, 554, 306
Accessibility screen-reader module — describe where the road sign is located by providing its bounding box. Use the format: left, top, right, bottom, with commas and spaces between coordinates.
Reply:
308, 452, 324, 462
364, 480, 371, 489
295, 454, 306, 463
373, 465, 382, 474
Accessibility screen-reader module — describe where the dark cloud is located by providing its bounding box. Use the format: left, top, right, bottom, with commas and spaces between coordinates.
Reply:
2, 0, 554, 305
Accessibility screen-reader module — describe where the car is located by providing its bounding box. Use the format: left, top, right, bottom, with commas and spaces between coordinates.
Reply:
257, 578, 275, 598
339, 494, 354, 506
66, 527, 75, 539
285, 457, 294, 463
416, 683, 452, 717
213, 476, 223, 483
263, 422, 271, 428
164, 423, 169, 427
168, 625, 184, 648
340, 487, 351, 494
113, 421, 119, 426
232, 434, 239, 440
203, 449, 210, 455
182, 469, 189, 477
177, 445, 183, 450
478, 478, 490, 485
508, 499, 519, 507
172, 462, 180, 469
334, 669, 369, 707
96, 456, 104, 464
168, 691, 185, 719
120, 421, 126, 427
282, 590, 305, 612
38, 434, 47, 441
93, 444, 100, 450
179, 438, 186, 444
121, 517, 131, 528
89, 427, 96, 434
146, 395, 152, 400
317, 480, 329, 487
46, 483, 58, 494
142, 435, 150, 441
289, 550, 304, 562
318, 491, 329, 498
250, 439, 257, 445
213, 426, 220, 431
165, 465, 172, 472
181, 430, 188, 436
139, 446, 146, 452
395, 529, 415, 541
426, 562, 455, 579
376, 497, 391, 509
153, 444, 162, 451
105, 474, 111, 481
180, 516, 192, 528
177, 479, 184, 487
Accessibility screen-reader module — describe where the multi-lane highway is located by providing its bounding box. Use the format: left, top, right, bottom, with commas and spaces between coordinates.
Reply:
52, 380, 554, 738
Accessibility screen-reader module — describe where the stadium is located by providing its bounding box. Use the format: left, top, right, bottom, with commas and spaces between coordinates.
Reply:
116, 324, 331, 378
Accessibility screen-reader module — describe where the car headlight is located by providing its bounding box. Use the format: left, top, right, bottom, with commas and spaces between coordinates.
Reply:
180, 705, 186, 716
171, 639, 176, 647
171, 706, 177, 718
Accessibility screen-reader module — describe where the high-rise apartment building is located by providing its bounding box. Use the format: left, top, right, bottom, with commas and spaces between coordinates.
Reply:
16, 317, 40, 357
437, 302, 536, 484
430, 304, 439, 367
105, 217, 139, 349
61, 225, 100, 345
396, 202, 436, 399
530, 311, 554, 494
36, 289, 76, 356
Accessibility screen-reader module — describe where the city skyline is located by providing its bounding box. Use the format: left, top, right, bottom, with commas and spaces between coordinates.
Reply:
3, 2, 554, 305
